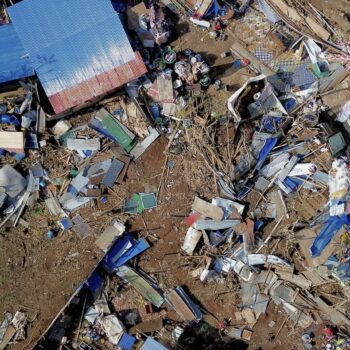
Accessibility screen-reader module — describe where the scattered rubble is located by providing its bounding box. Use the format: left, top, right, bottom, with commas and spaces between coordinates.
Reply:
1, 0, 350, 349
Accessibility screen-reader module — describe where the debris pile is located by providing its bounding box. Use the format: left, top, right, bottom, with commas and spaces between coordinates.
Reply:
1, 0, 350, 349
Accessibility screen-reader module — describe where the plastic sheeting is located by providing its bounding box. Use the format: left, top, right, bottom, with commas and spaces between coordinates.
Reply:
102, 234, 150, 272
0, 24, 34, 83
310, 215, 350, 257
8, 0, 147, 114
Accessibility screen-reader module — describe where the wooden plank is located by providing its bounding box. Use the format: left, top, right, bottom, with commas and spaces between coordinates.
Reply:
0, 325, 16, 350
267, 0, 330, 41
197, 0, 213, 16
305, 16, 330, 41
166, 289, 196, 322
116, 155, 131, 183
275, 271, 312, 289
157, 76, 174, 102
243, 219, 255, 254
0, 87, 26, 100
313, 296, 350, 326
192, 197, 224, 221
242, 329, 253, 341
295, 197, 318, 221
268, 0, 304, 22
0, 132, 24, 152
302, 269, 324, 286
269, 190, 286, 221
66, 138, 101, 151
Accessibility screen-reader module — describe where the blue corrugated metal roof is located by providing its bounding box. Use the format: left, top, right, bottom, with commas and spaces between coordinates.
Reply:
0, 24, 34, 83
140, 338, 169, 350
117, 333, 136, 350
8, 0, 136, 97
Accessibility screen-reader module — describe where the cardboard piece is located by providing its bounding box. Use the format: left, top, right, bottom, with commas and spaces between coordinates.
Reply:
127, 2, 149, 30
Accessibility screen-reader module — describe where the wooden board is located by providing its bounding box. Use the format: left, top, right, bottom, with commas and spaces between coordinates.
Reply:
196, 0, 213, 16
0, 325, 16, 350
0, 131, 24, 152
166, 289, 196, 322
243, 219, 255, 253
192, 197, 224, 221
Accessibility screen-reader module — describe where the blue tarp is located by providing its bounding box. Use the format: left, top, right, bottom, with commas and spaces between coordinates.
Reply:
310, 214, 350, 257
283, 176, 302, 192
86, 271, 104, 299
256, 137, 279, 170
203, 0, 221, 18
102, 233, 150, 272
8, 0, 136, 97
254, 220, 264, 232
0, 24, 34, 83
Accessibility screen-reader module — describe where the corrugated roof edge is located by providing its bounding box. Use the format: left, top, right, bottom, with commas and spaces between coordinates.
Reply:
49, 51, 147, 115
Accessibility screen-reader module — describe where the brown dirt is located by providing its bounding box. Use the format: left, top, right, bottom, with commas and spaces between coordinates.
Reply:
0, 208, 104, 349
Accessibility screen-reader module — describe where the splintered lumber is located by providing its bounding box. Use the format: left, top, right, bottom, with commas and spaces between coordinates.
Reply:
266, 0, 330, 41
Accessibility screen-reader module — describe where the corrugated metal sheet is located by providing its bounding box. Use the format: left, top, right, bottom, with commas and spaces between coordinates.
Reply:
0, 24, 34, 83
8, 0, 147, 114
49, 52, 146, 114
140, 337, 169, 350
117, 333, 136, 350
